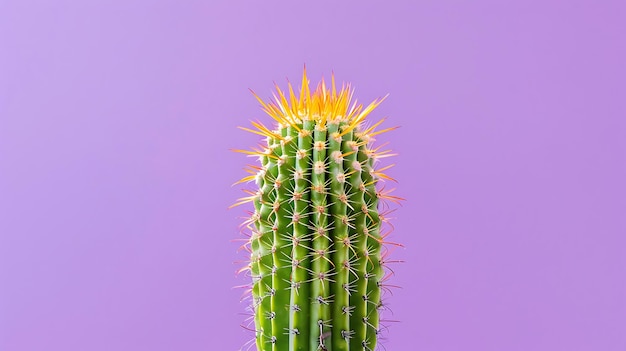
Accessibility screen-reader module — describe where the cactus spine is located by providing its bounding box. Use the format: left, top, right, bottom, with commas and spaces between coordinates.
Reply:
234, 69, 401, 351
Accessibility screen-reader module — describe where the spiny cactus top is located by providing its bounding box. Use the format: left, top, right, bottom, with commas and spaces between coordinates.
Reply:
233, 69, 402, 351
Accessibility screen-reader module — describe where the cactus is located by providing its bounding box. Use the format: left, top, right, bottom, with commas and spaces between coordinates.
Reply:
233, 69, 402, 351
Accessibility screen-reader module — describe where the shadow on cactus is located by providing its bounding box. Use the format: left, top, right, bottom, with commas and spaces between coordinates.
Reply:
232, 68, 403, 351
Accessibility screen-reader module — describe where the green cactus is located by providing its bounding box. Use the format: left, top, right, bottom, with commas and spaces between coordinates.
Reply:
233, 69, 402, 351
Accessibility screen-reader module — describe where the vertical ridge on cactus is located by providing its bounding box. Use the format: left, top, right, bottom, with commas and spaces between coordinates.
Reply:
233, 68, 402, 351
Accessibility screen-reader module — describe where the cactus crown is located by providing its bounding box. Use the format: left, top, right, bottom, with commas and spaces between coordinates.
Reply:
234, 68, 402, 351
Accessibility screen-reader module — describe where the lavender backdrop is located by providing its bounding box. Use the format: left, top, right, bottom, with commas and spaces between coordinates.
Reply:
1, 1, 625, 350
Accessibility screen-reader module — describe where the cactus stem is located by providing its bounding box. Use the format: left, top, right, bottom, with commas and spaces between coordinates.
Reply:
235, 70, 401, 351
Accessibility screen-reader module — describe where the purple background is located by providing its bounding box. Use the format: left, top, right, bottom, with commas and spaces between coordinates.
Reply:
1, 1, 625, 350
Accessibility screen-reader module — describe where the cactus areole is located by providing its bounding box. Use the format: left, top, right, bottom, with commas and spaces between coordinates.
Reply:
233, 68, 402, 351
